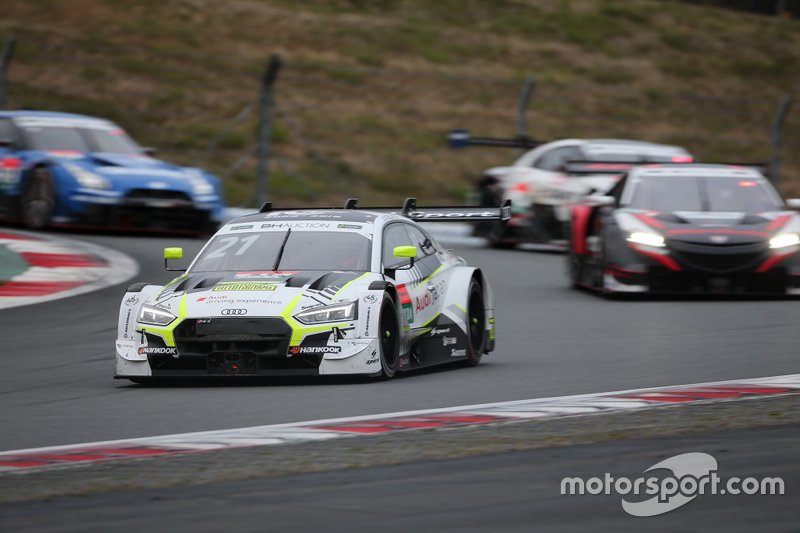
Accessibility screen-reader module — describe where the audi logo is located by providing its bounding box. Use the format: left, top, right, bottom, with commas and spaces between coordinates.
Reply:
221, 309, 247, 316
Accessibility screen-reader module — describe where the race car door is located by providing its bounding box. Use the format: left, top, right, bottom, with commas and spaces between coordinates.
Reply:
381, 222, 445, 333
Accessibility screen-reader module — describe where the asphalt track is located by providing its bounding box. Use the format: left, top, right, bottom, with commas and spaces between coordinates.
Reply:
1, 230, 798, 452
2, 423, 797, 532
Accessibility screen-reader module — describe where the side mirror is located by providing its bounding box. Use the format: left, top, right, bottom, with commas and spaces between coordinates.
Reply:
164, 247, 185, 271
786, 199, 800, 210
391, 245, 417, 270
585, 195, 615, 207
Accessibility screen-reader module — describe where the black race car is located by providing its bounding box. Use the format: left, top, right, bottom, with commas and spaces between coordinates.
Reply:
568, 163, 800, 295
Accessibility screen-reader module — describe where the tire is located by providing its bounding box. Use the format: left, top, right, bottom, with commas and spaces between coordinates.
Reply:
567, 248, 583, 289
20, 167, 56, 229
378, 293, 400, 379
464, 279, 486, 366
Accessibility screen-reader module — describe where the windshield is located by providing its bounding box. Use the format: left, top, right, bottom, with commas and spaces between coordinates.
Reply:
627, 176, 781, 212
191, 230, 372, 272
19, 123, 141, 155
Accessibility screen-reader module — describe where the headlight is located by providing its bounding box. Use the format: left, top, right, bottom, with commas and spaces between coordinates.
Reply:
138, 304, 176, 326
186, 169, 215, 195
64, 163, 110, 189
769, 233, 800, 249
294, 302, 355, 325
627, 231, 665, 248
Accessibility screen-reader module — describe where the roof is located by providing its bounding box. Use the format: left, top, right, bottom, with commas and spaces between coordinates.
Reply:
631, 163, 765, 179
0, 110, 104, 121
231, 209, 382, 225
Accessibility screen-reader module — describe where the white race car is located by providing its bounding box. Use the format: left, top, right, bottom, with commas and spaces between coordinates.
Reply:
474, 138, 693, 247
115, 199, 509, 382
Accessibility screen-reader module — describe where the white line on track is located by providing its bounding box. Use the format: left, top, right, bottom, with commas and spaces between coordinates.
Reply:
0, 230, 139, 310
1, 373, 798, 472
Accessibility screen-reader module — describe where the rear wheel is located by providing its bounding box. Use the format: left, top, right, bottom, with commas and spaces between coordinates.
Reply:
464, 279, 485, 366
567, 249, 583, 289
378, 294, 400, 379
20, 167, 56, 229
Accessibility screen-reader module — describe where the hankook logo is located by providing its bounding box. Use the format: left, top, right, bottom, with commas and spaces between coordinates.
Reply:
221, 309, 247, 316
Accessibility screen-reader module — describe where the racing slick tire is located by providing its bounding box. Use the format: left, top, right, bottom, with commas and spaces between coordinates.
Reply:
378, 293, 400, 379
464, 279, 486, 366
567, 248, 583, 289
20, 167, 56, 229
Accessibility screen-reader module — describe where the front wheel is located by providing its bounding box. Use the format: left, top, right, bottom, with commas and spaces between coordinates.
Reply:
20, 167, 56, 229
378, 294, 400, 379
464, 279, 486, 366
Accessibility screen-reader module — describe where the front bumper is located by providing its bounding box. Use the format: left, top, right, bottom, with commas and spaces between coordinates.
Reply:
62, 189, 222, 232
606, 241, 800, 294
116, 317, 379, 378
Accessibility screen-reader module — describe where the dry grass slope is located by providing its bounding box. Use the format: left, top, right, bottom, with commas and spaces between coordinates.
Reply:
1, 0, 798, 206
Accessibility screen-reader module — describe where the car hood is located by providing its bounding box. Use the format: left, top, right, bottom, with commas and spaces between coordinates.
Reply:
148, 270, 374, 319
617, 210, 799, 245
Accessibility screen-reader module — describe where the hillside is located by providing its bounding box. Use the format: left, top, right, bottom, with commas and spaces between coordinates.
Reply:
2, 0, 799, 206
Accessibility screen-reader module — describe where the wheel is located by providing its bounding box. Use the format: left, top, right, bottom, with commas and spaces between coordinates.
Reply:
378, 293, 400, 379
464, 279, 486, 366
486, 223, 515, 249
567, 248, 583, 289
20, 167, 56, 229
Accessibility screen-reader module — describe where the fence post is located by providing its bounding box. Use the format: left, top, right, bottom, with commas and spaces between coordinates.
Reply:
770, 95, 792, 188
0, 34, 17, 109
255, 54, 282, 207
515, 76, 536, 156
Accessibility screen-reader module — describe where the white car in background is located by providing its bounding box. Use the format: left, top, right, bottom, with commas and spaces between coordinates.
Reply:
474, 138, 693, 247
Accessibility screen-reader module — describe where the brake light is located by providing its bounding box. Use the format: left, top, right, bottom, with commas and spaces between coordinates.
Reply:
0, 157, 22, 169
511, 182, 530, 193
671, 156, 694, 163
738, 181, 757, 187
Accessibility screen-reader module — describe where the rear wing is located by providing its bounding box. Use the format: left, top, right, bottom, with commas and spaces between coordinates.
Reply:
564, 161, 638, 176
447, 129, 545, 150
260, 197, 512, 224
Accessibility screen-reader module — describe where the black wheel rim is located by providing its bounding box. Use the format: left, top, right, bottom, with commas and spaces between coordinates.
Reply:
467, 286, 485, 351
380, 303, 398, 368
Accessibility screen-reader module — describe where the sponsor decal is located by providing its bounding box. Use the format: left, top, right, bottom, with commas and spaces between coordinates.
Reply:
212, 282, 278, 292
366, 350, 379, 366
442, 336, 457, 346
364, 306, 372, 336
288, 345, 342, 355
415, 292, 432, 313
124, 295, 139, 306
561, 452, 785, 517
403, 304, 414, 324
221, 308, 247, 316
233, 299, 282, 304
450, 348, 466, 357
197, 294, 230, 302
261, 222, 331, 229
122, 308, 132, 339
138, 346, 178, 356
230, 224, 253, 231
234, 271, 297, 280
429, 327, 450, 336
363, 293, 378, 304
337, 224, 362, 230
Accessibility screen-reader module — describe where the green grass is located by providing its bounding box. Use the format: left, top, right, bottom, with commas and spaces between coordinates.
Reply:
1, 0, 798, 203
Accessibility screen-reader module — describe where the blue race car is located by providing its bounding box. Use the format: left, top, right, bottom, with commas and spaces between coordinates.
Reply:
0, 111, 225, 233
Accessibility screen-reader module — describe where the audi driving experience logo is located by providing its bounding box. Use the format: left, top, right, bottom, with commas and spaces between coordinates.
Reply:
221, 308, 247, 316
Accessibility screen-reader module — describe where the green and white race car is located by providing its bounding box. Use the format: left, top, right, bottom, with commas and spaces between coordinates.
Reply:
115, 198, 509, 382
